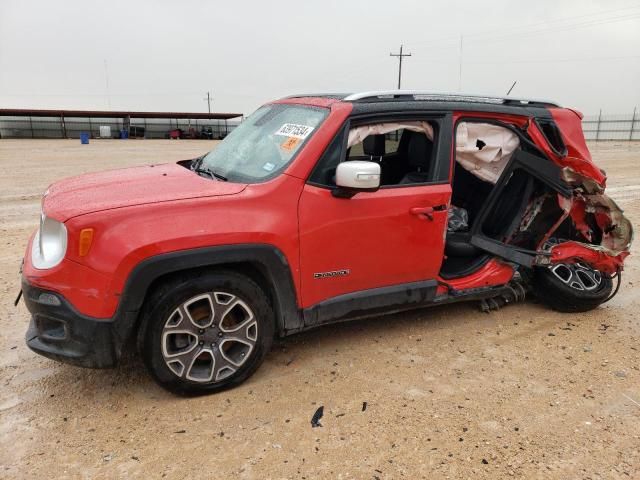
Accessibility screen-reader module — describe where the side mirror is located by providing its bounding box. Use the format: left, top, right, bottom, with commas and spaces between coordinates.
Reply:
333, 161, 381, 198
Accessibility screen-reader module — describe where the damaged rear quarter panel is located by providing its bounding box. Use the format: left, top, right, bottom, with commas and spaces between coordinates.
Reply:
485, 108, 633, 274
539, 193, 633, 274
533, 108, 607, 187
526, 108, 632, 273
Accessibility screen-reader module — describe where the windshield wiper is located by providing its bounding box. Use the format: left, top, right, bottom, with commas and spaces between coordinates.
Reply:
209, 170, 227, 181
191, 156, 227, 181
194, 166, 215, 180
194, 165, 228, 181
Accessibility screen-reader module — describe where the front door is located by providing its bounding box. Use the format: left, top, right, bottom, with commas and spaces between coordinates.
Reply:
297, 119, 452, 322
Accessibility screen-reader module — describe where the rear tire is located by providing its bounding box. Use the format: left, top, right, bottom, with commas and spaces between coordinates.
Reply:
532, 263, 612, 313
139, 270, 274, 395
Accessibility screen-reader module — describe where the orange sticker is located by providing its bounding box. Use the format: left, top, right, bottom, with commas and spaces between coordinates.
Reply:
281, 136, 300, 151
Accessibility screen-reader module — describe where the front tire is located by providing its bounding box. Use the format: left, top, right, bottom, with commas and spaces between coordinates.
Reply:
140, 270, 274, 395
532, 263, 613, 313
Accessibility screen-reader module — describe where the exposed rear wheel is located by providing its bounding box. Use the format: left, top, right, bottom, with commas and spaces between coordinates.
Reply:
140, 271, 274, 395
533, 262, 613, 313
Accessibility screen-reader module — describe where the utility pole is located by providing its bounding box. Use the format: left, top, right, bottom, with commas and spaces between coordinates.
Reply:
458, 35, 463, 92
103, 59, 111, 109
204, 92, 212, 114
390, 44, 411, 90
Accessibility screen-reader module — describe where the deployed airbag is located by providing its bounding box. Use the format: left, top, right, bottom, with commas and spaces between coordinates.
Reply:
456, 122, 520, 183
347, 121, 434, 148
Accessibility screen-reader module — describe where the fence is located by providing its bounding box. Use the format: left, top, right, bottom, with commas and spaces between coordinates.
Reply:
2, 110, 637, 141
0, 116, 239, 139
582, 109, 639, 141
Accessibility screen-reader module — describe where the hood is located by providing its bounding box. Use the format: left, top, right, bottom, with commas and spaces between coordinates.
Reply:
43, 163, 247, 222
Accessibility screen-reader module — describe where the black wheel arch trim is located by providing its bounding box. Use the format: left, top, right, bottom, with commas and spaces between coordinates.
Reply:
116, 243, 303, 340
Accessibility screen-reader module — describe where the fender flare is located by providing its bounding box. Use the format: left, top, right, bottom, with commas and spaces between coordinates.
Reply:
113, 244, 302, 346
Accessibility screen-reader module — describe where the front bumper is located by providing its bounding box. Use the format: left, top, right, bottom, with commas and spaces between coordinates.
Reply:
23, 280, 121, 368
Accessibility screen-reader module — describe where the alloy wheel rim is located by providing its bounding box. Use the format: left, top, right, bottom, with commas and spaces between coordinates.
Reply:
549, 262, 602, 292
161, 291, 257, 383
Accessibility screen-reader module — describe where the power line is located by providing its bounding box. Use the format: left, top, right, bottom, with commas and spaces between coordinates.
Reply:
468, 6, 640, 41
456, 13, 640, 47
465, 54, 640, 65
406, 3, 640, 48
390, 44, 412, 89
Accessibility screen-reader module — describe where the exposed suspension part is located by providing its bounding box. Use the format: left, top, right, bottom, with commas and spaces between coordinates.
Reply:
479, 281, 527, 313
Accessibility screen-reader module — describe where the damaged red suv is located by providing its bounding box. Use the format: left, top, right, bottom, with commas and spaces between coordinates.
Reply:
21, 91, 632, 394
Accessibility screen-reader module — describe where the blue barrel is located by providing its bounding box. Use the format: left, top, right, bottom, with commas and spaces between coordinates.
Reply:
120, 129, 129, 139
80, 132, 90, 144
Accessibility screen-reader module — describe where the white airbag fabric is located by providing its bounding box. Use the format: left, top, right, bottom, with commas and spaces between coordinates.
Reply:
456, 122, 519, 183
347, 121, 434, 148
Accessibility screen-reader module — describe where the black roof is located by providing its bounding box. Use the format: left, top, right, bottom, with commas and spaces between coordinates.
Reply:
348, 99, 552, 119
283, 90, 559, 117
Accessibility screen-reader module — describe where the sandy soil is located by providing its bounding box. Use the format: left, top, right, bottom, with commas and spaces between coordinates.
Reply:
1, 139, 639, 479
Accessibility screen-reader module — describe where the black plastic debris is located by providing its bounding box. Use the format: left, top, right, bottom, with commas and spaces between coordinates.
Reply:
311, 406, 324, 428
362, 402, 367, 412
14, 290, 22, 307
447, 206, 469, 232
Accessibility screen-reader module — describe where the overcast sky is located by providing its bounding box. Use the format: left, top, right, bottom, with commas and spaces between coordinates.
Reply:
1, 0, 639, 116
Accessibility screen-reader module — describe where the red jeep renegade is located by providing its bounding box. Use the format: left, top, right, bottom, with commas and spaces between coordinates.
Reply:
22, 91, 632, 394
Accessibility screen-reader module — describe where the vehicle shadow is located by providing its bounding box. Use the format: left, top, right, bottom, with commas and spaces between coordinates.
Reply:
30, 298, 542, 404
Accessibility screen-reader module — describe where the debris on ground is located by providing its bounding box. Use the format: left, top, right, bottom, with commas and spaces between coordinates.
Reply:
311, 406, 324, 428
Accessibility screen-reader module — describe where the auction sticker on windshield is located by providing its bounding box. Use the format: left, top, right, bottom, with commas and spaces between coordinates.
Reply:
275, 123, 314, 139
280, 137, 301, 151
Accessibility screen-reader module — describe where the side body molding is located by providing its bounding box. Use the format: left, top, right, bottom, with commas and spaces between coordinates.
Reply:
302, 280, 438, 328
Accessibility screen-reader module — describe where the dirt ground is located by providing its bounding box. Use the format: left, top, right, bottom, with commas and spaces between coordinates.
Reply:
1, 139, 639, 479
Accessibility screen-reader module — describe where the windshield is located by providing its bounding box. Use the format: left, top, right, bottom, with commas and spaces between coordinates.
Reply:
200, 103, 328, 183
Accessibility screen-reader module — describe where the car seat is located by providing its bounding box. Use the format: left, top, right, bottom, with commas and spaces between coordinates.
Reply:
399, 132, 433, 184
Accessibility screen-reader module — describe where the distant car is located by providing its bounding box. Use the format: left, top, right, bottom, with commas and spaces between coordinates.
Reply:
167, 128, 184, 139
200, 126, 214, 140
21, 91, 632, 395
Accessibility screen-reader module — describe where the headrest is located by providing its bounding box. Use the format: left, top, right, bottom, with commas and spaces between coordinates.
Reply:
362, 134, 386, 157
407, 133, 433, 167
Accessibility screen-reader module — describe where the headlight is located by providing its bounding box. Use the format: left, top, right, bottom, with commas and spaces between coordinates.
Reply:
31, 214, 67, 269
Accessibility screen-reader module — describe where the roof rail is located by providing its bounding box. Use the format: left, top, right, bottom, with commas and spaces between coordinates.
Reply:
342, 90, 560, 108
281, 93, 349, 100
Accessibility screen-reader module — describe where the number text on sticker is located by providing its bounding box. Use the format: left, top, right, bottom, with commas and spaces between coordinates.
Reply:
275, 123, 314, 139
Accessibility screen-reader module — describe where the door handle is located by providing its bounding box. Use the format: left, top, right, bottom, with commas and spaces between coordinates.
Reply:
410, 206, 435, 220
410, 205, 447, 221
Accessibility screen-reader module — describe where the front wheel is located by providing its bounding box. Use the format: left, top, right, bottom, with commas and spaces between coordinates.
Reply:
532, 263, 613, 313
140, 271, 274, 395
